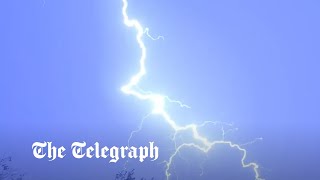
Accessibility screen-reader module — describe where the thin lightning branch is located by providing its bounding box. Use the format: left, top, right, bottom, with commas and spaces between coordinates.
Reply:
127, 113, 151, 147
164, 96, 191, 109
240, 138, 263, 147
135, 86, 191, 109
221, 126, 239, 140
121, 0, 263, 179
124, 113, 151, 169
144, 28, 165, 40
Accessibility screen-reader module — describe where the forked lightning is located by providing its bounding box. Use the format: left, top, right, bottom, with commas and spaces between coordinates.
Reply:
120, 0, 263, 179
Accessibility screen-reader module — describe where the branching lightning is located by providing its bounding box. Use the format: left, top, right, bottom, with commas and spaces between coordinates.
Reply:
120, 0, 263, 179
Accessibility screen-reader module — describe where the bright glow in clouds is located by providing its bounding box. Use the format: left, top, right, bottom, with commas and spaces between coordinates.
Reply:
120, 0, 263, 179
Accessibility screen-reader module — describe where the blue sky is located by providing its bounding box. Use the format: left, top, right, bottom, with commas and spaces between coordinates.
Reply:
1, 0, 320, 179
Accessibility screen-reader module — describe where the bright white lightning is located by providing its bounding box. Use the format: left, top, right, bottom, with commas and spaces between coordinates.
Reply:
121, 0, 263, 179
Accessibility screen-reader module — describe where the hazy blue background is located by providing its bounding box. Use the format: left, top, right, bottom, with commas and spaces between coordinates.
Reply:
1, 0, 320, 179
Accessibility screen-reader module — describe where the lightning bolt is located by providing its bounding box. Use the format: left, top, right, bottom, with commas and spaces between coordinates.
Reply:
120, 0, 263, 179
